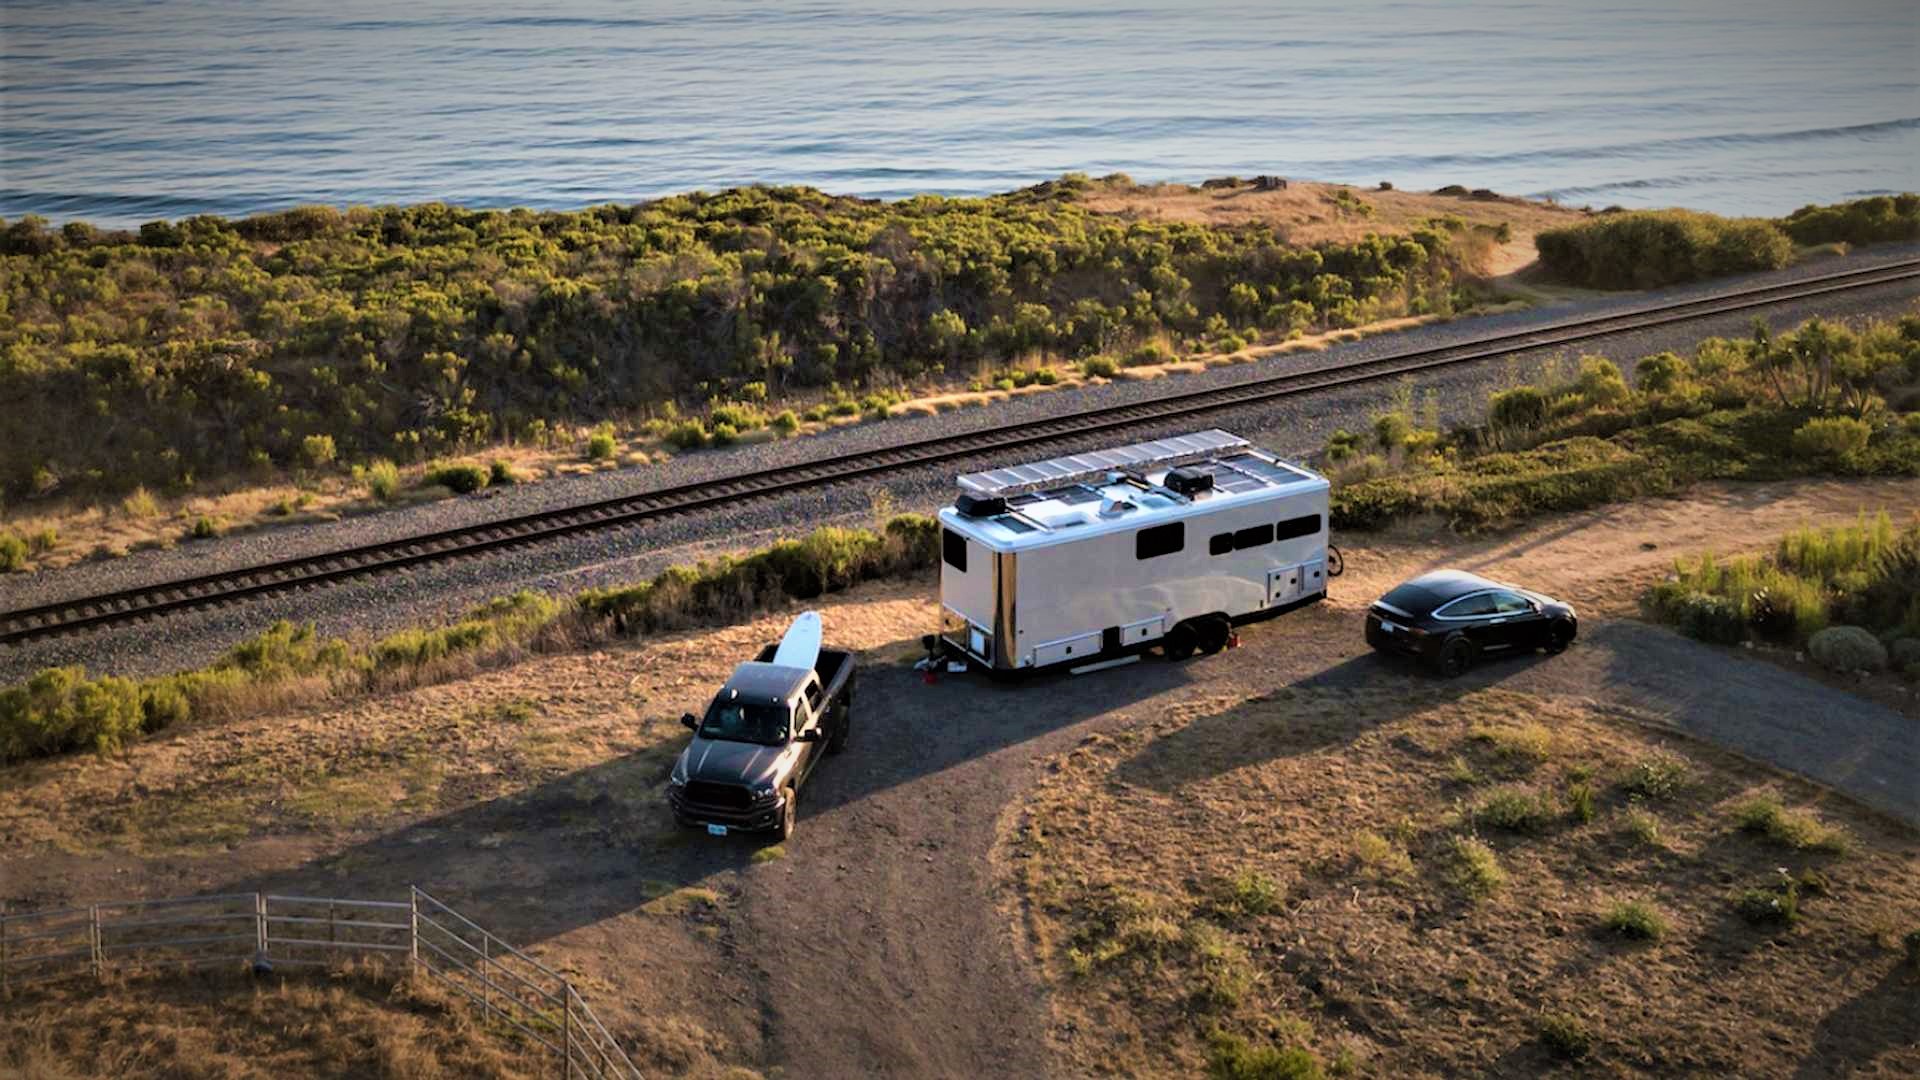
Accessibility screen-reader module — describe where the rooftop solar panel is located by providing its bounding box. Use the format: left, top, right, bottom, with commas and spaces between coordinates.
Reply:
957, 429, 1252, 497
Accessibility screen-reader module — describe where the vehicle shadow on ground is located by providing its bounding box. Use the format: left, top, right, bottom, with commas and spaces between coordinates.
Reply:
207, 638, 1197, 944
1792, 966, 1920, 1079
1113, 647, 1550, 793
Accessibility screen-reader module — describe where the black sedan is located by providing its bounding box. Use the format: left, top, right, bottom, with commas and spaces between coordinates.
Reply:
1365, 570, 1577, 676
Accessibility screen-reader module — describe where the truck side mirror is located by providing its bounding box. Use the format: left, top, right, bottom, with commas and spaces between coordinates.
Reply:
681, 712, 698, 731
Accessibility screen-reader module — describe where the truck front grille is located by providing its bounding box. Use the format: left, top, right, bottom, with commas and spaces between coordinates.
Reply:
684, 781, 752, 809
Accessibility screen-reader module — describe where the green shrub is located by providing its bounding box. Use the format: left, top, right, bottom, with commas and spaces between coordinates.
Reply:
1620, 754, 1690, 800
1323, 428, 1364, 462
1779, 194, 1920, 246
1216, 869, 1284, 917
299, 434, 337, 468
1124, 343, 1173, 367
363, 459, 400, 501
488, 459, 518, 485
0, 532, 25, 572
1477, 788, 1554, 833
189, 515, 224, 539
1732, 794, 1849, 852
709, 402, 765, 431
710, 421, 740, 446
1447, 836, 1506, 898
1735, 882, 1799, 927
122, 486, 161, 519
1372, 411, 1413, 449
1647, 589, 1746, 644
1488, 386, 1547, 431
0, 666, 147, 762
1623, 808, 1664, 847
1537, 1013, 1594, 1061
1600, 899, 1667, 941
1535, 209, 1792, 289
1806, 625, 1887, 672
1789, 416, 1871, 463
1575, 357, 1631, 407
1566, 780, 1597, 823
1635, 351, 1691, 394
425, 462, 489, 494
586, 426, 620, 459
1207, 1031, 1324, 1080
1081, 355, 1118, 378
771, 409, 801, 435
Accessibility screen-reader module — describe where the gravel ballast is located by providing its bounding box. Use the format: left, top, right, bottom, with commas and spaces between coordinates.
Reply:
3, 250, 1915, 683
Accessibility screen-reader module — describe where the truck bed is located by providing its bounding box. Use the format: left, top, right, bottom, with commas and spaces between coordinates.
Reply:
753, 643, 856, 705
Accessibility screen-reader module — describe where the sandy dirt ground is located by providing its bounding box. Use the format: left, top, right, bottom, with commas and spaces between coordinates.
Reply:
4, 477, 1917, 1077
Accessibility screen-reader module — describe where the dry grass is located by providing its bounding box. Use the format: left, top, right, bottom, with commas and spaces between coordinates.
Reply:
1006, 686, 1920, 1077
0, 963, 548, 1079
1081, 179, 1584, 253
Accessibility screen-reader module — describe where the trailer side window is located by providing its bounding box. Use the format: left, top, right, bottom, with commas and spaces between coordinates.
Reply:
1136, 522, 1185, 560
1276, 514, 1322, 541
1233, 523, 1274, 550
1208, 533, 1234, 556
942, 528, 968, 572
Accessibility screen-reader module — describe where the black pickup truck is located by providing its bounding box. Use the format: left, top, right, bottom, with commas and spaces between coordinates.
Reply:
668, 643, 855, 842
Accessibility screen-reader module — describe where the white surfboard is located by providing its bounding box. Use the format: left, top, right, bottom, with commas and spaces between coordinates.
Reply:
771, 610, 823, 671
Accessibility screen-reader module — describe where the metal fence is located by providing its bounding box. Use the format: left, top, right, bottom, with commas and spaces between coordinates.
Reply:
0, 887, 640, 1079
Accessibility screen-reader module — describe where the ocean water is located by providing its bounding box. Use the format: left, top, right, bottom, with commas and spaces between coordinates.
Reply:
1, 0, 1915, 227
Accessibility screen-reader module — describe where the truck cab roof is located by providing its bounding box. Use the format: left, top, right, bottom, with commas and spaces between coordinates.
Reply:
720, 661, 813, 706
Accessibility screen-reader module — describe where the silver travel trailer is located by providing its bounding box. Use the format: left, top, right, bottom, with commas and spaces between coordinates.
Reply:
936, 429, 1332, 674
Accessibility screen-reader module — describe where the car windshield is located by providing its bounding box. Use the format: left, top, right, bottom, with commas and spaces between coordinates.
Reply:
699, 701, 790, 746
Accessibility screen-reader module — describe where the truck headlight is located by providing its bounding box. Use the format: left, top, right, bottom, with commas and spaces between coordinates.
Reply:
753, 783, 776, 799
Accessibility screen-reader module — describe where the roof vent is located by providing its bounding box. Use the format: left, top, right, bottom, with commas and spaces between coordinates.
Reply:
1098, 498, 1137, 518
955, 492, 1008, 518
1164, 467, 1214, 497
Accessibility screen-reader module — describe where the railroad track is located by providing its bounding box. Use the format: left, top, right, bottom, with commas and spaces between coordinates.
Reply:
5, 258, 1917, 648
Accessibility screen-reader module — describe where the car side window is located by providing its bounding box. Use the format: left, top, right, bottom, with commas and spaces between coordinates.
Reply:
1490, 591, 1533, 614
1436, 593, 1497, 618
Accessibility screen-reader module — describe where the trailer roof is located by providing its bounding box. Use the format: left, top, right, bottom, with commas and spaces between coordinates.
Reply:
940, 433, 1327, 552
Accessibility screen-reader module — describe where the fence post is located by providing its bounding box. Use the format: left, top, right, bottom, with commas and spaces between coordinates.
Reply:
562, 986, 573, 1080
255, 893, 268, 960
482, 933, 492, 1018
408, 889, 419, 967
328, 899, 337, 955
88, 905, 102, 981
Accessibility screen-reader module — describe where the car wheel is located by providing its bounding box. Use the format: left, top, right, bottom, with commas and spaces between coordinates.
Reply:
775, 787, 797, 843
1163, 622, 1198, 660
1197, 616, 1230, 655
1435, 636, 1475, 678
1544, 619, 1576, 654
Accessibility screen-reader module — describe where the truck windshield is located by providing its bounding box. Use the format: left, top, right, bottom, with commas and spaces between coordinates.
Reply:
699, 701, 791, 746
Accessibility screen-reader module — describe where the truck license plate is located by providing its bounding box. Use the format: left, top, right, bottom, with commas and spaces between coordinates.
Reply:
706, 824, 728, 836
1380, 621, 1398, 633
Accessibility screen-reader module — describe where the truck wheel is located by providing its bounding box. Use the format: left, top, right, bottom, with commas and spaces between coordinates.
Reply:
1197, 616, 1230, 655
775, 787, 797, 842
1163, 622, 1198, 660
827, 704, 850, 754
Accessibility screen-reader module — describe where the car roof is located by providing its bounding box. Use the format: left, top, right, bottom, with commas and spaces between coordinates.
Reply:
1387, 569, 1511, 607
721, 661, 810, 705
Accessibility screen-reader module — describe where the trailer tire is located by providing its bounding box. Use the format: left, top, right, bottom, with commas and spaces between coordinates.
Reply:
1197, 616, 1231, 655
1163, 622, 1199, 660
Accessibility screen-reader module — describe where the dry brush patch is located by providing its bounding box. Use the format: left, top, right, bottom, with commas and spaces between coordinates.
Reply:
0, 962, 548, 1079
1004, 686, 1920, 1078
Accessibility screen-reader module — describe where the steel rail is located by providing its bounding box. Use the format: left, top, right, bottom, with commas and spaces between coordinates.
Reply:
4, 258, 1916, 647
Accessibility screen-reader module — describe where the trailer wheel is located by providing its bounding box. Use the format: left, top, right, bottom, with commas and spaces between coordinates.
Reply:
1163, 622, 1198, 660
1326, 546, 1345, 578
1197, 616, 1230, 655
